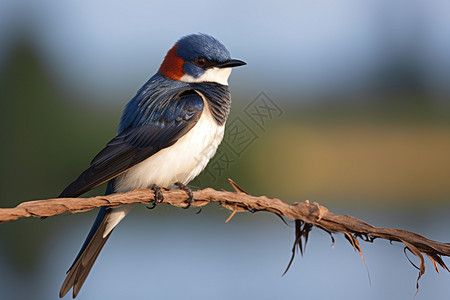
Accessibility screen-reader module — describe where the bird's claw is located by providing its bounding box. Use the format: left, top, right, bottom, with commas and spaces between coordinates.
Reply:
147, 184, 164, 209
175, 182, 194, 209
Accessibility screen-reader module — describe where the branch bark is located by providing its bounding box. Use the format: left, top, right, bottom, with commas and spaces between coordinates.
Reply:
1, 179, 449, 290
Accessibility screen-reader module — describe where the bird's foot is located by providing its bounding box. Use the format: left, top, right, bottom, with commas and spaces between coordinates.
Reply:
147, 184, 164, 209
175, 182, 194, 209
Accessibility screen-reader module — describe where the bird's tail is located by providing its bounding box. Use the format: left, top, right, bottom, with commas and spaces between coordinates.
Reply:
59, 204, 134, 298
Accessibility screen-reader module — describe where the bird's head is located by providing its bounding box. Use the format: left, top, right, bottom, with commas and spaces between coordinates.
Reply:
158, 33, 246, 86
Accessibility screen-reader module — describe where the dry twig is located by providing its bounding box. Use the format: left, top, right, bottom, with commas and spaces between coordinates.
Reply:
1, 179, 449, 290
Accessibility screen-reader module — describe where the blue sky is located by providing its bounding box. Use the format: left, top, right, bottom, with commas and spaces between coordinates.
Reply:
1, 0, 449, 101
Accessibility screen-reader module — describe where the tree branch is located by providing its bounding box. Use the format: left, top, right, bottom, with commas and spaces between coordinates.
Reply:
1, 179, 449, 290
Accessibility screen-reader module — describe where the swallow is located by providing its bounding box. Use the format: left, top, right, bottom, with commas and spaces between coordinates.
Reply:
58, 33, 245, 298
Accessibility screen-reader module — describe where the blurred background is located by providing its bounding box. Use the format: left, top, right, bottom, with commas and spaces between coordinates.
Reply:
1, 0, 450, 299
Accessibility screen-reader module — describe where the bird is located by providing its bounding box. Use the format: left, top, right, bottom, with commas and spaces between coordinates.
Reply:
58, 33, 246, 298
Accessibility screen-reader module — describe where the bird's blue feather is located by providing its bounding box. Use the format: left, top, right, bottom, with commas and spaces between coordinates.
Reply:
118, 74, 192, 133
177, 33, 231, 63
59, 79, 205, 199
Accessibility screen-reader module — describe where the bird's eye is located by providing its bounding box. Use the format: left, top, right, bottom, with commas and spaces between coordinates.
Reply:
195, 57, 206, 67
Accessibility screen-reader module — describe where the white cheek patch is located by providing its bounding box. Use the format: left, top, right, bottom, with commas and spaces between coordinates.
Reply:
181, 67, 232, 86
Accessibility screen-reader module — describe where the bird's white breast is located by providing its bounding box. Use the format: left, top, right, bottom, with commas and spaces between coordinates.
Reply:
114, 98, 224, 192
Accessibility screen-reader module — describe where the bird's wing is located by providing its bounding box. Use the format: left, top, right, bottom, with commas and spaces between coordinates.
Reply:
59, 90, 204, 198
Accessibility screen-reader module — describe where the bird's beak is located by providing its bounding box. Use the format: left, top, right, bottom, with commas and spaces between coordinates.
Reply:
216, 59, 246, 68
